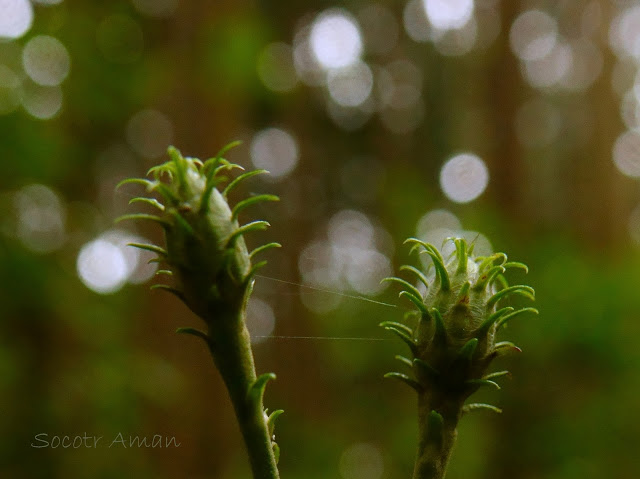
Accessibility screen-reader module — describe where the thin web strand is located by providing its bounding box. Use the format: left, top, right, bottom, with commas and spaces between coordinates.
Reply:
254, 274, 399, 309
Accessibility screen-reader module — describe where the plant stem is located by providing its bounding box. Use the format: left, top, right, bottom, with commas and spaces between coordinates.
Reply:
412, 393, 462, 479
207, 315, 280, 479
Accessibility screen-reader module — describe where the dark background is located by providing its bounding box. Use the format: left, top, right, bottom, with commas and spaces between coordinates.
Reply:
2, 0, 640, 478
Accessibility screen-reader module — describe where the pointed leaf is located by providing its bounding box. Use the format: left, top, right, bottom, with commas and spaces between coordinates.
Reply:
403, 237, 432, 253
467, 378, 501, 390
382, 277, 423, 301
395, 355, 413, 368
129, 197, 165, 211
493, 274, 509, 290
228, 221, 270, 245
250, 242, 282, 259
462, 403, 502, 415
379, 320, 414, 337
176, 327, 208, 342
202, 140, 243, 173
422, 241, 444, 262
467, 241, 476, 256
245, 260, 268, 284
458, 338, 478, 361
496, 307, 539, 329
403, 310, 421, 322
399, 265, 429, 290
150, 284, 187, 302
454, 238, 468, 273
478, 253, 507, 274
426, 410, 444, 446
381, 324, 418, 355
168, 210, 195, 235
115, 214, 171, 228
487, 285, 535, 309
483, 370, 511, 381
248, 372, 276, 404
116, 177, 154, 190
383, 372, 422, 392
475, 265, 505, 290
199, 177, 222, 213
223, 169, 269, 197
493, 341, 522, 354
476, 307, 514, 336
167, 146, 187, 186
398, 291, 428, 315
421, 249, 450, 291
503, 261, 529, 273
155, 269, 173, 276
127, 242, 167, 256
430, 308, 447, 346
232, 195, 280, 220
150, 183, 179, 204
147, 161, 176, 179
267, 409, 284, 436
213, 160, 244, 177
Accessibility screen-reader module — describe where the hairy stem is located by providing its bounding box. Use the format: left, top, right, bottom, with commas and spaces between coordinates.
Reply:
412, 393, 462, 479
207, 313, 280, 479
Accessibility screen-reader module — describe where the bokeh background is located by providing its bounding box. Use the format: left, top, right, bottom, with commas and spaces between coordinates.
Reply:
2, 0, 640, 478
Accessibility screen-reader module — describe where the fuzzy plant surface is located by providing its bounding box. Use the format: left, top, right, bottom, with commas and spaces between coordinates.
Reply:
117, 144, 282, 479
381, 238, 537, 479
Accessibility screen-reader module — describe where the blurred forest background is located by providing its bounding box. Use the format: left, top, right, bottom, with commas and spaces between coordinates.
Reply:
2, 0, 640, 478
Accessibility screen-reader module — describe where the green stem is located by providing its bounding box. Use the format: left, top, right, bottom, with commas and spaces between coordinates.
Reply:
412, 393, 462, 479
207, 316, 280, 479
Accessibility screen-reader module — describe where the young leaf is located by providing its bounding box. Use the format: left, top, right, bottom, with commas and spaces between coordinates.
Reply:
399, 265, 429, 290
398, 291, 428, 315
128, 197, 165, 211
115, 214, 171, 229
467, 378, 501, 390
232, 195, 280, 220
176, 327, 209, 342
383, 372, 423, 393
248, 373, 277, 405
223, 169, 269, 197
250, 242, 282, 259
496, 307, 539, 329
487, 285, 535, 309
227, 221, 270, 245
127, 242, 167, 256
462, 403, 502, 415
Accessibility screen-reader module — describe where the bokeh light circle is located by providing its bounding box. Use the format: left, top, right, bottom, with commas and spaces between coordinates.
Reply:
22, 84, 63, 120
246, 297, 276, 344
132, 0, 178, 17
310, 9, 363, 70
14, 184, 66, 253
422, 0, 474, 31
22, 35, 71, 86
77, 239, 129, 294
0, 0, 33, 39
613, 130, 640, 178
339, 443, 384, 479
126, 109, 173, 159
0, 65, 22, 114
509, 10, 558, 62
327, 61, 373, 107
439, 153, 489, 203
257, 42, 298, 93
250, 128, 299, 179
